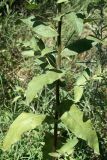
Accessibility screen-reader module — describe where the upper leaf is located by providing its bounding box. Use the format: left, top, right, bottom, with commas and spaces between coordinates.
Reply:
26, 71, 64, 105
3, 112, 46, 151
61, 105, 99, 154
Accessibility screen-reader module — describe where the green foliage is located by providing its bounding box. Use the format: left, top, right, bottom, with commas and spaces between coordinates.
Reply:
73, 70, 90, 102
34, 25, 58, 38
1, 0, 107, 159
67, 12, 84, 35
61, 105, 99, 154
57, 0, 69, 3
57, 137, 78, 155
3, 112, 45, 151
26, 71, 64, 105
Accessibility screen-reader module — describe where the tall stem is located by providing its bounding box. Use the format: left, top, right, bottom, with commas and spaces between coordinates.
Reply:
53, 2, 62, 158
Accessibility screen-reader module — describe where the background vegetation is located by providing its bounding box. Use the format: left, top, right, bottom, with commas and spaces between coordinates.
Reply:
0, 0, 107, 160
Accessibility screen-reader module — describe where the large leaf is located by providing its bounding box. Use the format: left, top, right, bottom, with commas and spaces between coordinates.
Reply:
3, 112, 46, 151
34, 24, 58, 38
61, 105, 99, 154
26, 71, 64, 105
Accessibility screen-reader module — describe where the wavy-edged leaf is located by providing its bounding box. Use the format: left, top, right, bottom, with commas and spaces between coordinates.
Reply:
3, 112, 46, 151
26, 71, 64, 105
61, 105, 99, 154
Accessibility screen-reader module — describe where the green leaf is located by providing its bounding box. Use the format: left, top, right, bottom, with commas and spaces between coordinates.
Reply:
61, 105, 99, 154
34, 25, 58, 38
87, 36, 102, 45
25, 3, 37, 10
22, 17, 57, 38
22, 50, 34, 57
12, 96, 21, 104
21, 16, 35, 28
41, 47, 54, 56
67, 12, 83, 34
22, 37, 40, 51
76, 70, 89, 86
3, 112, 46, 151
53, 14, 64, 21
61, 48, 78, 58
57, 137, 78, 155
74, 86, 84, 103
26, 71, 64, 105
49, 152, 60, 158
73, 70, 89, 102
57, 0, 69, 3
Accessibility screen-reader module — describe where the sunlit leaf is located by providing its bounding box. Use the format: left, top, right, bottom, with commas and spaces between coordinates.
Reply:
76, 70, 89, 86
12, 96, 21, 104
73, 70, 89, 102
22, 37, 40, 51
21, 16, 35, 28
26, 71, 64, 105
34, 25, 58, 38
22, 50, 34, 57
57, 137, 78, 155
66, 12, 83, 34
57, 0, 69, 3
3, 112, 46, 151
49, 152, 60, 158
41, 47, 54, 56
74, 86, 84, 103
61, 105, 99, 154
61, 48, 78, 58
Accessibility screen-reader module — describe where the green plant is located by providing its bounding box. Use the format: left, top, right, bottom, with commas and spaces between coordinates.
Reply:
3, 0, 107, 159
